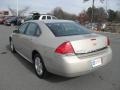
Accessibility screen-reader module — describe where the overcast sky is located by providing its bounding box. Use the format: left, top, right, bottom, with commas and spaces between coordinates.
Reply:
0, 0, 120, 15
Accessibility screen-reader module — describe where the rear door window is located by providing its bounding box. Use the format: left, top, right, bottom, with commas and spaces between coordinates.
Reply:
19, 23, 29, 34
35, 26, 41, 36
42, 16, 46, 20
25, 23, 38, 36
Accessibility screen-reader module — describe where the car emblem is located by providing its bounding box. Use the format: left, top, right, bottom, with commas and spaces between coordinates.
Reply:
91, 38, 96, 41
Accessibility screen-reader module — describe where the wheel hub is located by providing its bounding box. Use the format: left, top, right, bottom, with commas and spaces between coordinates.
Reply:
35, 57, 43, 75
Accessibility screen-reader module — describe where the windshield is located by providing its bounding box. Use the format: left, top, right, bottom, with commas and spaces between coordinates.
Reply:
46, 22, 91, 37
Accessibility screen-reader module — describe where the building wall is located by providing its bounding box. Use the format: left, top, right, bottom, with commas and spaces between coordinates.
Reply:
0, 11, 9, 17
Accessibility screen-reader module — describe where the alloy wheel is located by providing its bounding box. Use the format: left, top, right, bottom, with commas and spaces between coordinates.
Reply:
35, 57, 43, 76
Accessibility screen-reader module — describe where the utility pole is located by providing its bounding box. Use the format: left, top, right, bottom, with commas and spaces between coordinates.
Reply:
16, 0, 19, 27
17, 0, 18, 16
91, 0, 95, 29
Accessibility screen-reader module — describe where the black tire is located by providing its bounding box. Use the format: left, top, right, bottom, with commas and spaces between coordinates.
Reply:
33, 54, 47, 78
9, 39, 16, 53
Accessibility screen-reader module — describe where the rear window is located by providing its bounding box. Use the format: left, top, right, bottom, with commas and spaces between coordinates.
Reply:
52, 16, 57, 19
46, 22, 91, 37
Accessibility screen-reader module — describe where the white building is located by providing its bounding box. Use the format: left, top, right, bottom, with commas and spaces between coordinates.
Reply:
0, 11, 9, 17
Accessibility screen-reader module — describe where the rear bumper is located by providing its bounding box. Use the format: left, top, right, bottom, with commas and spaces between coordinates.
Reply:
47, 47, 112, 77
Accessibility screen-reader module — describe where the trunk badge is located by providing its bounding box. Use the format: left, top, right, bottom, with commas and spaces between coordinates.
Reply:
93, 43, 96, 46
91, 39, 96, 41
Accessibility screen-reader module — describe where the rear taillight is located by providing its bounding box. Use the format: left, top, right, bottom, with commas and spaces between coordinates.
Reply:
107, 37, 110, 45
55, 41, 74, 54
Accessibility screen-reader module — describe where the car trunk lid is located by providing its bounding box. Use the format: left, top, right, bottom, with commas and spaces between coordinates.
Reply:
69, 34, 107, 54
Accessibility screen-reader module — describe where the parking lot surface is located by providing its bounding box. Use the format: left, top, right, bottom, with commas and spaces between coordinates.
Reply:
0, 25, 120, 90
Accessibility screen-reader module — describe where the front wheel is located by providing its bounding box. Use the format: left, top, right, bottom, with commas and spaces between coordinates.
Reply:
34, 54, 47, 78
10, 40, 16, 53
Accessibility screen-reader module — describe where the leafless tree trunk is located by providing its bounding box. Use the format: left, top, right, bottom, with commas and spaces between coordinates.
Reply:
91, 0, 95, 23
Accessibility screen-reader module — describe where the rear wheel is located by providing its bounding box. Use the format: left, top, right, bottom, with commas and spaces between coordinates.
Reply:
33, 54, 47, 78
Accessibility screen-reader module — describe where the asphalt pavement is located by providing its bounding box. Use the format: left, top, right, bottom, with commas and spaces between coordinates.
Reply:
0, 25, 120, 90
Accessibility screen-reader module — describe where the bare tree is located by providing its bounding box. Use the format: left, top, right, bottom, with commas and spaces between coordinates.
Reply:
8, 6, 30, 16
8, 7, 17, 16
84, 0, 104, 23
77, 10, 89, 24
18, 7, 29, 16
51, 7, 77, 20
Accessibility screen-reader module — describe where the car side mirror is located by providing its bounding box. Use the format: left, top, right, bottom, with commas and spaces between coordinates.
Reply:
13, 30, 19, 33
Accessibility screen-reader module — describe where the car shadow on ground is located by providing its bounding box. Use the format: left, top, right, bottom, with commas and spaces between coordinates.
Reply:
6, 45, 73, 82
6, 45, 35, 74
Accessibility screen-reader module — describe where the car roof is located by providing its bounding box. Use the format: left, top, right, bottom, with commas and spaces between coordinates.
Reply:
40, 14, 54, 16
26, 20, 74, 24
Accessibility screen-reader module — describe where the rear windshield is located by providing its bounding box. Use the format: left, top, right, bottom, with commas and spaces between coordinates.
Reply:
46, 22, 91, 37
